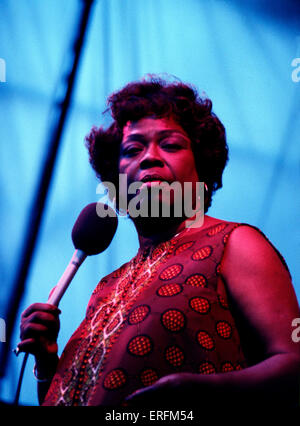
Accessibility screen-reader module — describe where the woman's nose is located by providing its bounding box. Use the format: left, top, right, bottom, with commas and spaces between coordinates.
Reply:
140, 143, 164, 169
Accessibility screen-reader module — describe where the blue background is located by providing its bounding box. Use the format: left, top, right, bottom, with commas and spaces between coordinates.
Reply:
0, 0, 299, 405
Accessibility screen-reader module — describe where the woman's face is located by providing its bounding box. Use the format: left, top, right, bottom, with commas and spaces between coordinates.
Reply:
118, 116, 200, 218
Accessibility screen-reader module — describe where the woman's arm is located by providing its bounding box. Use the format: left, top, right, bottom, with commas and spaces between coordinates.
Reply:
18, 303, 60, 405
125, 225, 300, 407
35, 352, 59, 405
219, 225, 300, 404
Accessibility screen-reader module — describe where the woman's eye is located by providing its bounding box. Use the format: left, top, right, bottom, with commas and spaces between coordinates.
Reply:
161, 141, 182, 151
121, 145, 142, 157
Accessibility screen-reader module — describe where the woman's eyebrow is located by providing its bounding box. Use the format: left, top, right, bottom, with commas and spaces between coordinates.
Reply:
157, 130, 189, 141
122, 134, 147, 144
122, 129, 189, 145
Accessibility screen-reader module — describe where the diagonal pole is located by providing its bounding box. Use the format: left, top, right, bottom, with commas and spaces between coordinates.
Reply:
0, 0, 95, 378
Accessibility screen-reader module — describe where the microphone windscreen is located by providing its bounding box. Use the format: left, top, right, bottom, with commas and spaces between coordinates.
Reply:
71, 203, 118, 255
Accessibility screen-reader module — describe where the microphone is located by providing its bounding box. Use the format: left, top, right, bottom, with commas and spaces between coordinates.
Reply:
14, 202, 117, 356
47, 202, 118, 306
13, 203, 117, 404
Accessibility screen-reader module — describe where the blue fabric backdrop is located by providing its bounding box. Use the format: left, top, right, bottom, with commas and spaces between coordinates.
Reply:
0, 0, 299, 405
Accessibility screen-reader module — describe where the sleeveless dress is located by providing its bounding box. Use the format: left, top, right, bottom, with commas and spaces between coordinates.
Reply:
43, 221, 261, 406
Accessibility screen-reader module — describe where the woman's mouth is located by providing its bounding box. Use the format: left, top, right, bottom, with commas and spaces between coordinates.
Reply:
140, 180, 165, 189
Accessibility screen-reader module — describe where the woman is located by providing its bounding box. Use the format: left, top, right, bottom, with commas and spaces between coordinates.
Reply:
18, 76, 300, 407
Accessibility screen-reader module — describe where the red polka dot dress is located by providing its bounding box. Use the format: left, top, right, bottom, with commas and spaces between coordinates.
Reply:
43, 222, 250, 406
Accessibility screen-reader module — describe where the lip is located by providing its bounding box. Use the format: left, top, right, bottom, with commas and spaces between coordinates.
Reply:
140, 174, 170, 183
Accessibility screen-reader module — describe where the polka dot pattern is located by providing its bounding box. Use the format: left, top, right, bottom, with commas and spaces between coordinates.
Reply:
43, 221, 249, 407
128, 305, 150, 325
127, 335, 153, 357
159, 264, 183, 281
221, 362, 234, 373
197, 331, 215, 351
198, 361, 216, 375
189, 297, 210, 314
191, 246, 213, 261
185, 274, 207, 288
157, 283, 183, 297
216, 321, 232, 339
103, 369, 127, 390
235, 363, 243, 371
161, 309, 186, 332
165, 345, 185, 367
140, 368, 159, 387
207, 223, 227, 236
175, 241, 195, 255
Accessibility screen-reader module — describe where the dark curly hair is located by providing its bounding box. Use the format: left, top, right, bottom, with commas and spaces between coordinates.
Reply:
85, 76, 228, 213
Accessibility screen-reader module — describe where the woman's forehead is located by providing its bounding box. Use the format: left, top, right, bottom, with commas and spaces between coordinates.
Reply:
122, 116, 189, 141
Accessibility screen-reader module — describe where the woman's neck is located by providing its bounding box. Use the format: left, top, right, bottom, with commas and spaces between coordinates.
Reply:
133, 214, 216, 251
